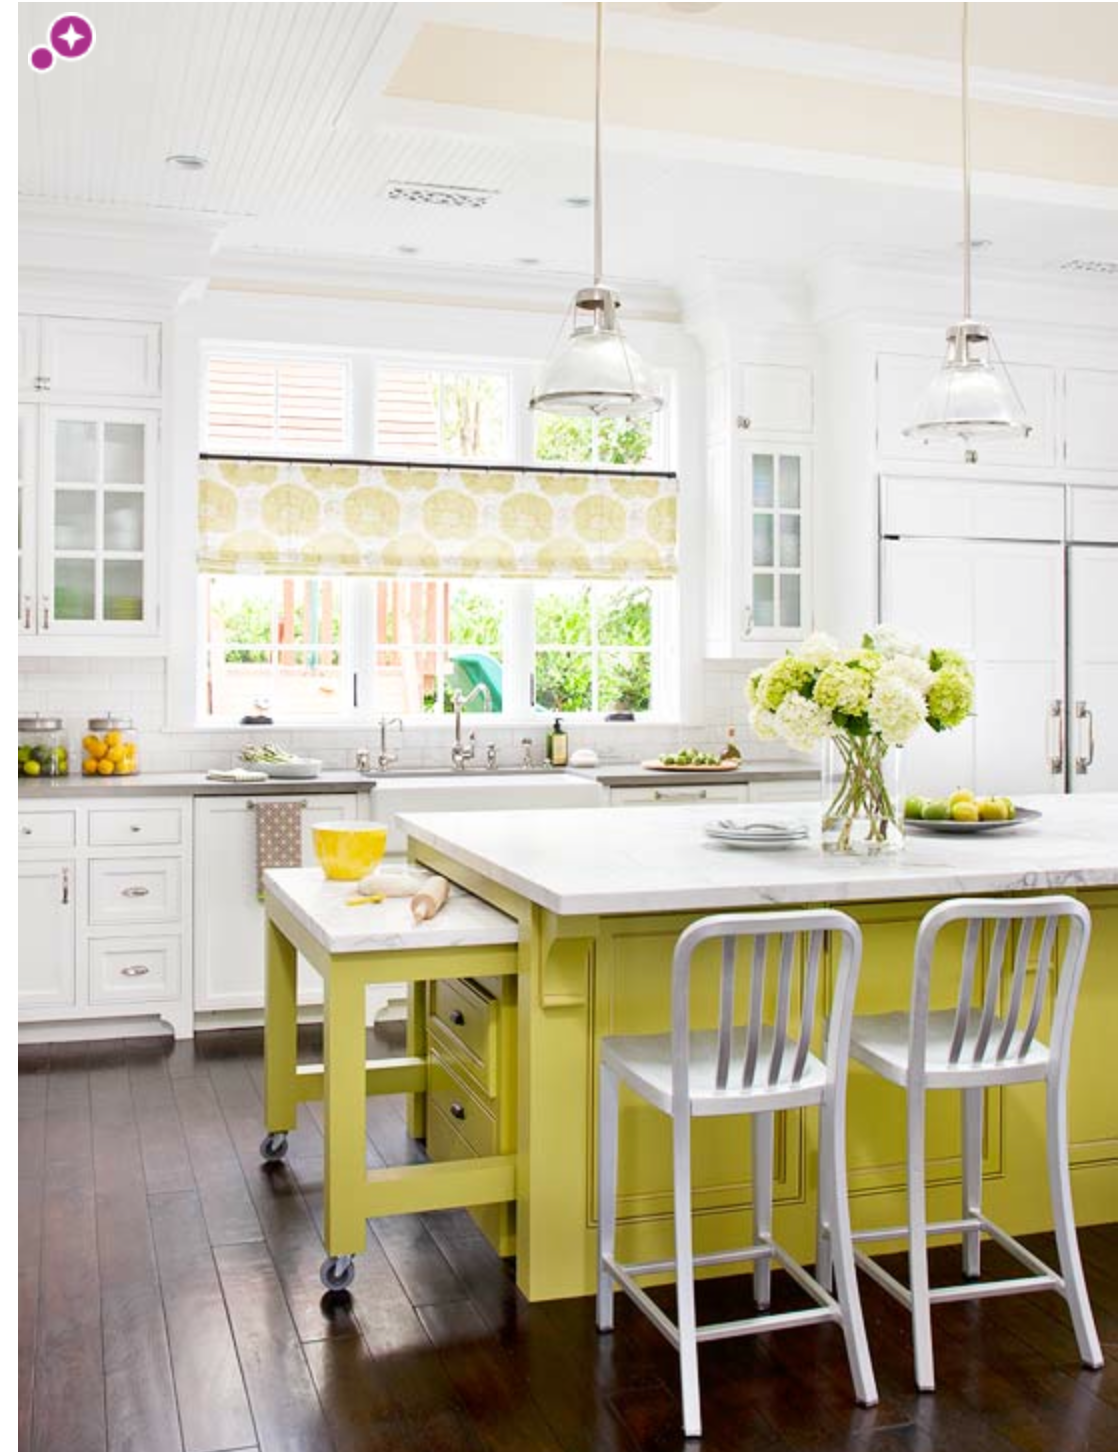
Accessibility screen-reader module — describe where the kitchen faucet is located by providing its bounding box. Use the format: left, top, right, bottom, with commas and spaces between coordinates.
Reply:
376, 716, 403, 771
450, 684, 492, 770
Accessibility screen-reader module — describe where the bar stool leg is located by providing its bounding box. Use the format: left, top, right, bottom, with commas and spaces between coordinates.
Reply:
1045, 1076, 1104, 1369
822, 1089, 878, 1406
751, 1111, 774, 1309
672, 1112, 702, 1439
816, 1104, 836, 1294
907, 1087, 936, 1392
596, 1064, 620, 1333
961, 1087, 984, 1278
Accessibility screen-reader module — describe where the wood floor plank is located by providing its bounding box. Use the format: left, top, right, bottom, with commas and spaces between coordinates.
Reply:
172, 1076, 263, 1246
214, 1240, 336, 1452
149, 1191, 257, 1452
90, 1059, 184, 1452
19, 1179, 43, 1452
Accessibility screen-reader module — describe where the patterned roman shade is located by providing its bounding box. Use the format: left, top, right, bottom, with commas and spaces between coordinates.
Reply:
197, 457, 678, 580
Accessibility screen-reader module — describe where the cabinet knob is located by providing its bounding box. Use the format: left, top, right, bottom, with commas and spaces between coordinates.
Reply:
449, 1101, 466, 1121
21, 826, 32, 836
120, 965, 150, 978
122, 885, 150, 898
736, 415, 752, 431
129, 824, 142, 833
449, 1008, 466, 1027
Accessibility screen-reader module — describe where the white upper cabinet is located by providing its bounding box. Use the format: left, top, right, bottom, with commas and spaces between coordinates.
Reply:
1063, 370, 1118, 473
738, 364, 814, 436
882, 477, 1065, 542
22, 316, 161, 401
876, 353, 1056, 469
1068, 485, 1118, 544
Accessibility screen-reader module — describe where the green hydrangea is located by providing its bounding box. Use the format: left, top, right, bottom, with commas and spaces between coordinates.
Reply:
757, 655, 815, 712
813, 662, 872, 717
927, 664, 974, 730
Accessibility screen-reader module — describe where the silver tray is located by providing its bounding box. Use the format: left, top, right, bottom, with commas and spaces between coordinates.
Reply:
904, 806, 1041, 834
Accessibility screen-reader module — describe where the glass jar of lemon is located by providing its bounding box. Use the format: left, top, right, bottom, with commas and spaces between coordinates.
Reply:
83, 715, 139, 777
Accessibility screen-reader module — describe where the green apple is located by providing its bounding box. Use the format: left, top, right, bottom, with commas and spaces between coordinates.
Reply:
904, 795, 928, 819
922, 799, 950, 821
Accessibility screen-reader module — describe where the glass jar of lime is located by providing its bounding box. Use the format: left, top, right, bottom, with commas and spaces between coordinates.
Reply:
83, 715, 139, 777
18, 715, 70, 778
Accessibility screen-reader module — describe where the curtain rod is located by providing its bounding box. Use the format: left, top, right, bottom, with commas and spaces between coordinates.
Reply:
199, 452, 677, 481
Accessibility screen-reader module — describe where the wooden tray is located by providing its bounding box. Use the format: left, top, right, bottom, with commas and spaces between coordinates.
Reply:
641, 759, 741, 773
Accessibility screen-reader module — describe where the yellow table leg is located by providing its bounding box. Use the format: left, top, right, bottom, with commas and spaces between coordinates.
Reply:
263, 917, 299, 1135
405, 980, 427, 1140
323, 958, 370, 1259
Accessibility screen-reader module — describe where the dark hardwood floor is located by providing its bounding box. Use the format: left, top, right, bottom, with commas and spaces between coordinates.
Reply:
19, 1028, 1118, 1452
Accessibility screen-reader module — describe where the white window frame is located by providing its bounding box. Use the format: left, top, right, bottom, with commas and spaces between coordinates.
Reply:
200, 344, 354, 457
372, 362, 518, 465
192, 343, 678, 728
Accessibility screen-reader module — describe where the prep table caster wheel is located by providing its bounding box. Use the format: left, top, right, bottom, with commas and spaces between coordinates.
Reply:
320, 1255, 355, 1292
260, 1132, 289, 1162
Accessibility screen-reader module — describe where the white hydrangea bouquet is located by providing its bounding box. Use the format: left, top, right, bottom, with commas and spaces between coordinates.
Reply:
746, 626, 974, 854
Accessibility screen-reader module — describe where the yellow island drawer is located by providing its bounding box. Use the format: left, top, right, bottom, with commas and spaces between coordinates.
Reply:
427, 1055, 497, 1159
430, 977, 498, 1094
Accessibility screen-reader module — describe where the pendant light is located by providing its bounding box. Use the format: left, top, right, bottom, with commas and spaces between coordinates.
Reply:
530, 3, 663, 418
904, 2, 1030, 451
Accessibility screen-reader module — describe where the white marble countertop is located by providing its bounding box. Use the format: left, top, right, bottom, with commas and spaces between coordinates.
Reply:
400, 794, 1118, 916
262, 867, 519, 955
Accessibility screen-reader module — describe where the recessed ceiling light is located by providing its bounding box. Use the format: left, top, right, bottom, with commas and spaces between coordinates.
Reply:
166, 154, 207, 171
564, 196, 592, 209
396, 244, 421, 256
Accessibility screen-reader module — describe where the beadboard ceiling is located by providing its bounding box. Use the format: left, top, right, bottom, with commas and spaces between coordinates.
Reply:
18, 2, 1118, 292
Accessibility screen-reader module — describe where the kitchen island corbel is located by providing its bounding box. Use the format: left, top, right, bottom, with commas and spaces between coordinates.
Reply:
403, 795, 1118, 1304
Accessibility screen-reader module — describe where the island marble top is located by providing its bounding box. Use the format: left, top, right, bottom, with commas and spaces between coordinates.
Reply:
262, 868, 519, 956
399, 793, 1119, 917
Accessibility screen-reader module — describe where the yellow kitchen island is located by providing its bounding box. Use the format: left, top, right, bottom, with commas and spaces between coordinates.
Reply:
401, 794, 1118, 1304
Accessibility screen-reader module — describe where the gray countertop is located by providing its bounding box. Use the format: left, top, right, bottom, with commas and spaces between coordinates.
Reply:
17, 769, 378, 800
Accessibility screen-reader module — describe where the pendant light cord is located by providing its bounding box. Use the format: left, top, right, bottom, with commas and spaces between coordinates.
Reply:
593, 1, 604, 287
961, 0, 972, 319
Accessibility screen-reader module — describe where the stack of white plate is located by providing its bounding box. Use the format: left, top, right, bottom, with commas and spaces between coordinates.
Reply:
704, 818, 810, 850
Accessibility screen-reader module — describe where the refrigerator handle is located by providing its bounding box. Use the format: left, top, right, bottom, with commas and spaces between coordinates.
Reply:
1074, 701, 1095, 775
1047, 699, 1065, 775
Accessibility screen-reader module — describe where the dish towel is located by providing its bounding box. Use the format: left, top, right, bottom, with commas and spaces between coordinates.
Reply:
254, 799, 304, 900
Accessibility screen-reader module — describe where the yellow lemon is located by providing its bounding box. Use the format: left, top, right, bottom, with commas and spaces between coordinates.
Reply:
82, 734, 99, 752
97, 759, 116, 775
951, 801, 980, 822
105, 730, 122, 747
88, 739, 107, 759
978, 799, 1009, 822
107, 745, 125, 764
22, 759, 41, 777
82, 758, 98, 775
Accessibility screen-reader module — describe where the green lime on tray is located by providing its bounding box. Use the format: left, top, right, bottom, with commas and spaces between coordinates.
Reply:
659, 749, 721, 766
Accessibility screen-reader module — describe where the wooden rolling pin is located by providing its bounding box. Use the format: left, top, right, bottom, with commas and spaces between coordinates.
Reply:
410, 875, 450, 923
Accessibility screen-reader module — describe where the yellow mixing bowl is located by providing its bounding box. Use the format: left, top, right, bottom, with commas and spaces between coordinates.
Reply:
312, 821, 388, 881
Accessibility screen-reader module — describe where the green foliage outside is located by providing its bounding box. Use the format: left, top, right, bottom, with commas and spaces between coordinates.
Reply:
533, 584, 652, 713
211, 583, 340, 664
534, 414, 653, 467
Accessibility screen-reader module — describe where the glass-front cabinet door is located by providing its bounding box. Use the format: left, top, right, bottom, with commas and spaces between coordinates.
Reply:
40, 408, 157, 636
743, 446, 810, 642
18, 405, 37, 634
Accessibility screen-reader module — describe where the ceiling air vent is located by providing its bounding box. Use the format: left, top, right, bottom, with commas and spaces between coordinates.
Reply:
1057, 258, 1118, 276
383, 181, 498, 210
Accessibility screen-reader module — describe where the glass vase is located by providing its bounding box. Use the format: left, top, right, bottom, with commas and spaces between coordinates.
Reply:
821, 734, 904, 856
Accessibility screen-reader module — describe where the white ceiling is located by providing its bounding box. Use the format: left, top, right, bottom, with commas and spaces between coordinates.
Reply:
18, 2, 1118, 294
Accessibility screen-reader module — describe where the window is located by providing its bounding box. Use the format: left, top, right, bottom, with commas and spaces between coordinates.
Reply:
369, 579, 505, 715
202, 576, 345, 720
375, 367, 511, 460
747, 448, 808, 635
532, 582, 654, 714
534, 413, 658, 470
205, 354, 349, 453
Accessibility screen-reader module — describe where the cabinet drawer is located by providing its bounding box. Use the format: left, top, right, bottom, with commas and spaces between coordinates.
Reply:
609, 783, 748, 806
88, 807, 183, 848
748, 778, 819, 803
428, 1055, 498, 1159
18, 811, 76, 848
430, 978, 497, 1094
89, 936, 181, 1005
89, 857, 182, 925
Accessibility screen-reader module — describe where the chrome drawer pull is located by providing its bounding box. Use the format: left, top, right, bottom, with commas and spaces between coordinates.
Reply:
449, 1102, 466, 1121
654, 789, 708, 801
449, 1008, 466, 1027
122, 885, 150, 898
130, 824, 142, 833
120, 965, 150, 977
20, 826, 31, 835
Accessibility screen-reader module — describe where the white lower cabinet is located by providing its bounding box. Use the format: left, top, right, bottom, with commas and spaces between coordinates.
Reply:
18, 797, 192, 1037
607, 777, 818, 807
18, 859, 76, 1010
193, 793, 362, 1013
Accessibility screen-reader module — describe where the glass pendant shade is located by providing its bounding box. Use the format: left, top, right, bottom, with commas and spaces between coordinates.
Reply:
530, 286, 663, 418
904, 321, 1031, 443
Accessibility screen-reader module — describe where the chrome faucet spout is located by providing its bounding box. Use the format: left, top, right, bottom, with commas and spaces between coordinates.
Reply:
450, 685, 492, 769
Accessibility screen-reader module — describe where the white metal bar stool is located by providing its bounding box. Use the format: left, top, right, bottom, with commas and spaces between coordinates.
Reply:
596, 910, 878, 1439
845, 895, 1104, 1392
